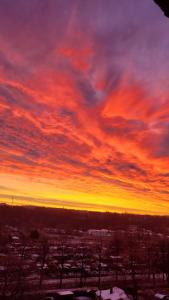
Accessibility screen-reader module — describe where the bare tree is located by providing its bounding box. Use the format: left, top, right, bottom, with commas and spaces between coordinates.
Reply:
14, 234, 27, 297
57, 239, 67, 289
159, 240, 169, 286
0, 255, 22, 299
39, 239, 49, 288
78, 246, 90, 287
127, 238, 138, 300
95, 238, 103, 291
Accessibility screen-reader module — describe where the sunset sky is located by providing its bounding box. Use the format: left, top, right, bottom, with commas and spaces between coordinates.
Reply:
0, 0, 169, 215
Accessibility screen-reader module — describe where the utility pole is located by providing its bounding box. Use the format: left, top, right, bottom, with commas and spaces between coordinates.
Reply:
11, 196, 14, 207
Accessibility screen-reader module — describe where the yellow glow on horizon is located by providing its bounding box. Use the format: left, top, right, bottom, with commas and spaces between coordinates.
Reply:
0, 171, 169, 216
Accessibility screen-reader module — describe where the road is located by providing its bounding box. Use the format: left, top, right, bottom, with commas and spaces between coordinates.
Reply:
25, 273, 166, 289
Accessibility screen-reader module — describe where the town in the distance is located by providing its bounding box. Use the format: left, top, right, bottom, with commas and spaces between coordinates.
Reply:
0, 204, 169, 300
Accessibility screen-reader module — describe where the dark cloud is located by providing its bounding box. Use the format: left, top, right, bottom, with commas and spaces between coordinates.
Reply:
101, 116, 147, 138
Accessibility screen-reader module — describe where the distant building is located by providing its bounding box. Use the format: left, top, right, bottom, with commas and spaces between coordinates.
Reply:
88, 229, 110, 237
128, 225, 137, 233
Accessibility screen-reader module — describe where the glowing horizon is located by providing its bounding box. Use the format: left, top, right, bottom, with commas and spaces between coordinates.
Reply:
0, 0, 169, 215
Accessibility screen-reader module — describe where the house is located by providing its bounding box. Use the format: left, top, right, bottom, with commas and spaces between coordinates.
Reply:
96, 287, 129, 300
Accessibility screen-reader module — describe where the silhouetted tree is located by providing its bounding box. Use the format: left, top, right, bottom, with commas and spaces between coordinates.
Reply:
57, 240, 67, 288
39, 239, 49, 288
30, 229, 40, 240
127, 238, 138, 300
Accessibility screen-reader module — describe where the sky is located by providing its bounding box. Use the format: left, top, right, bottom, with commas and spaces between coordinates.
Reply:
0, 0, 169, 215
